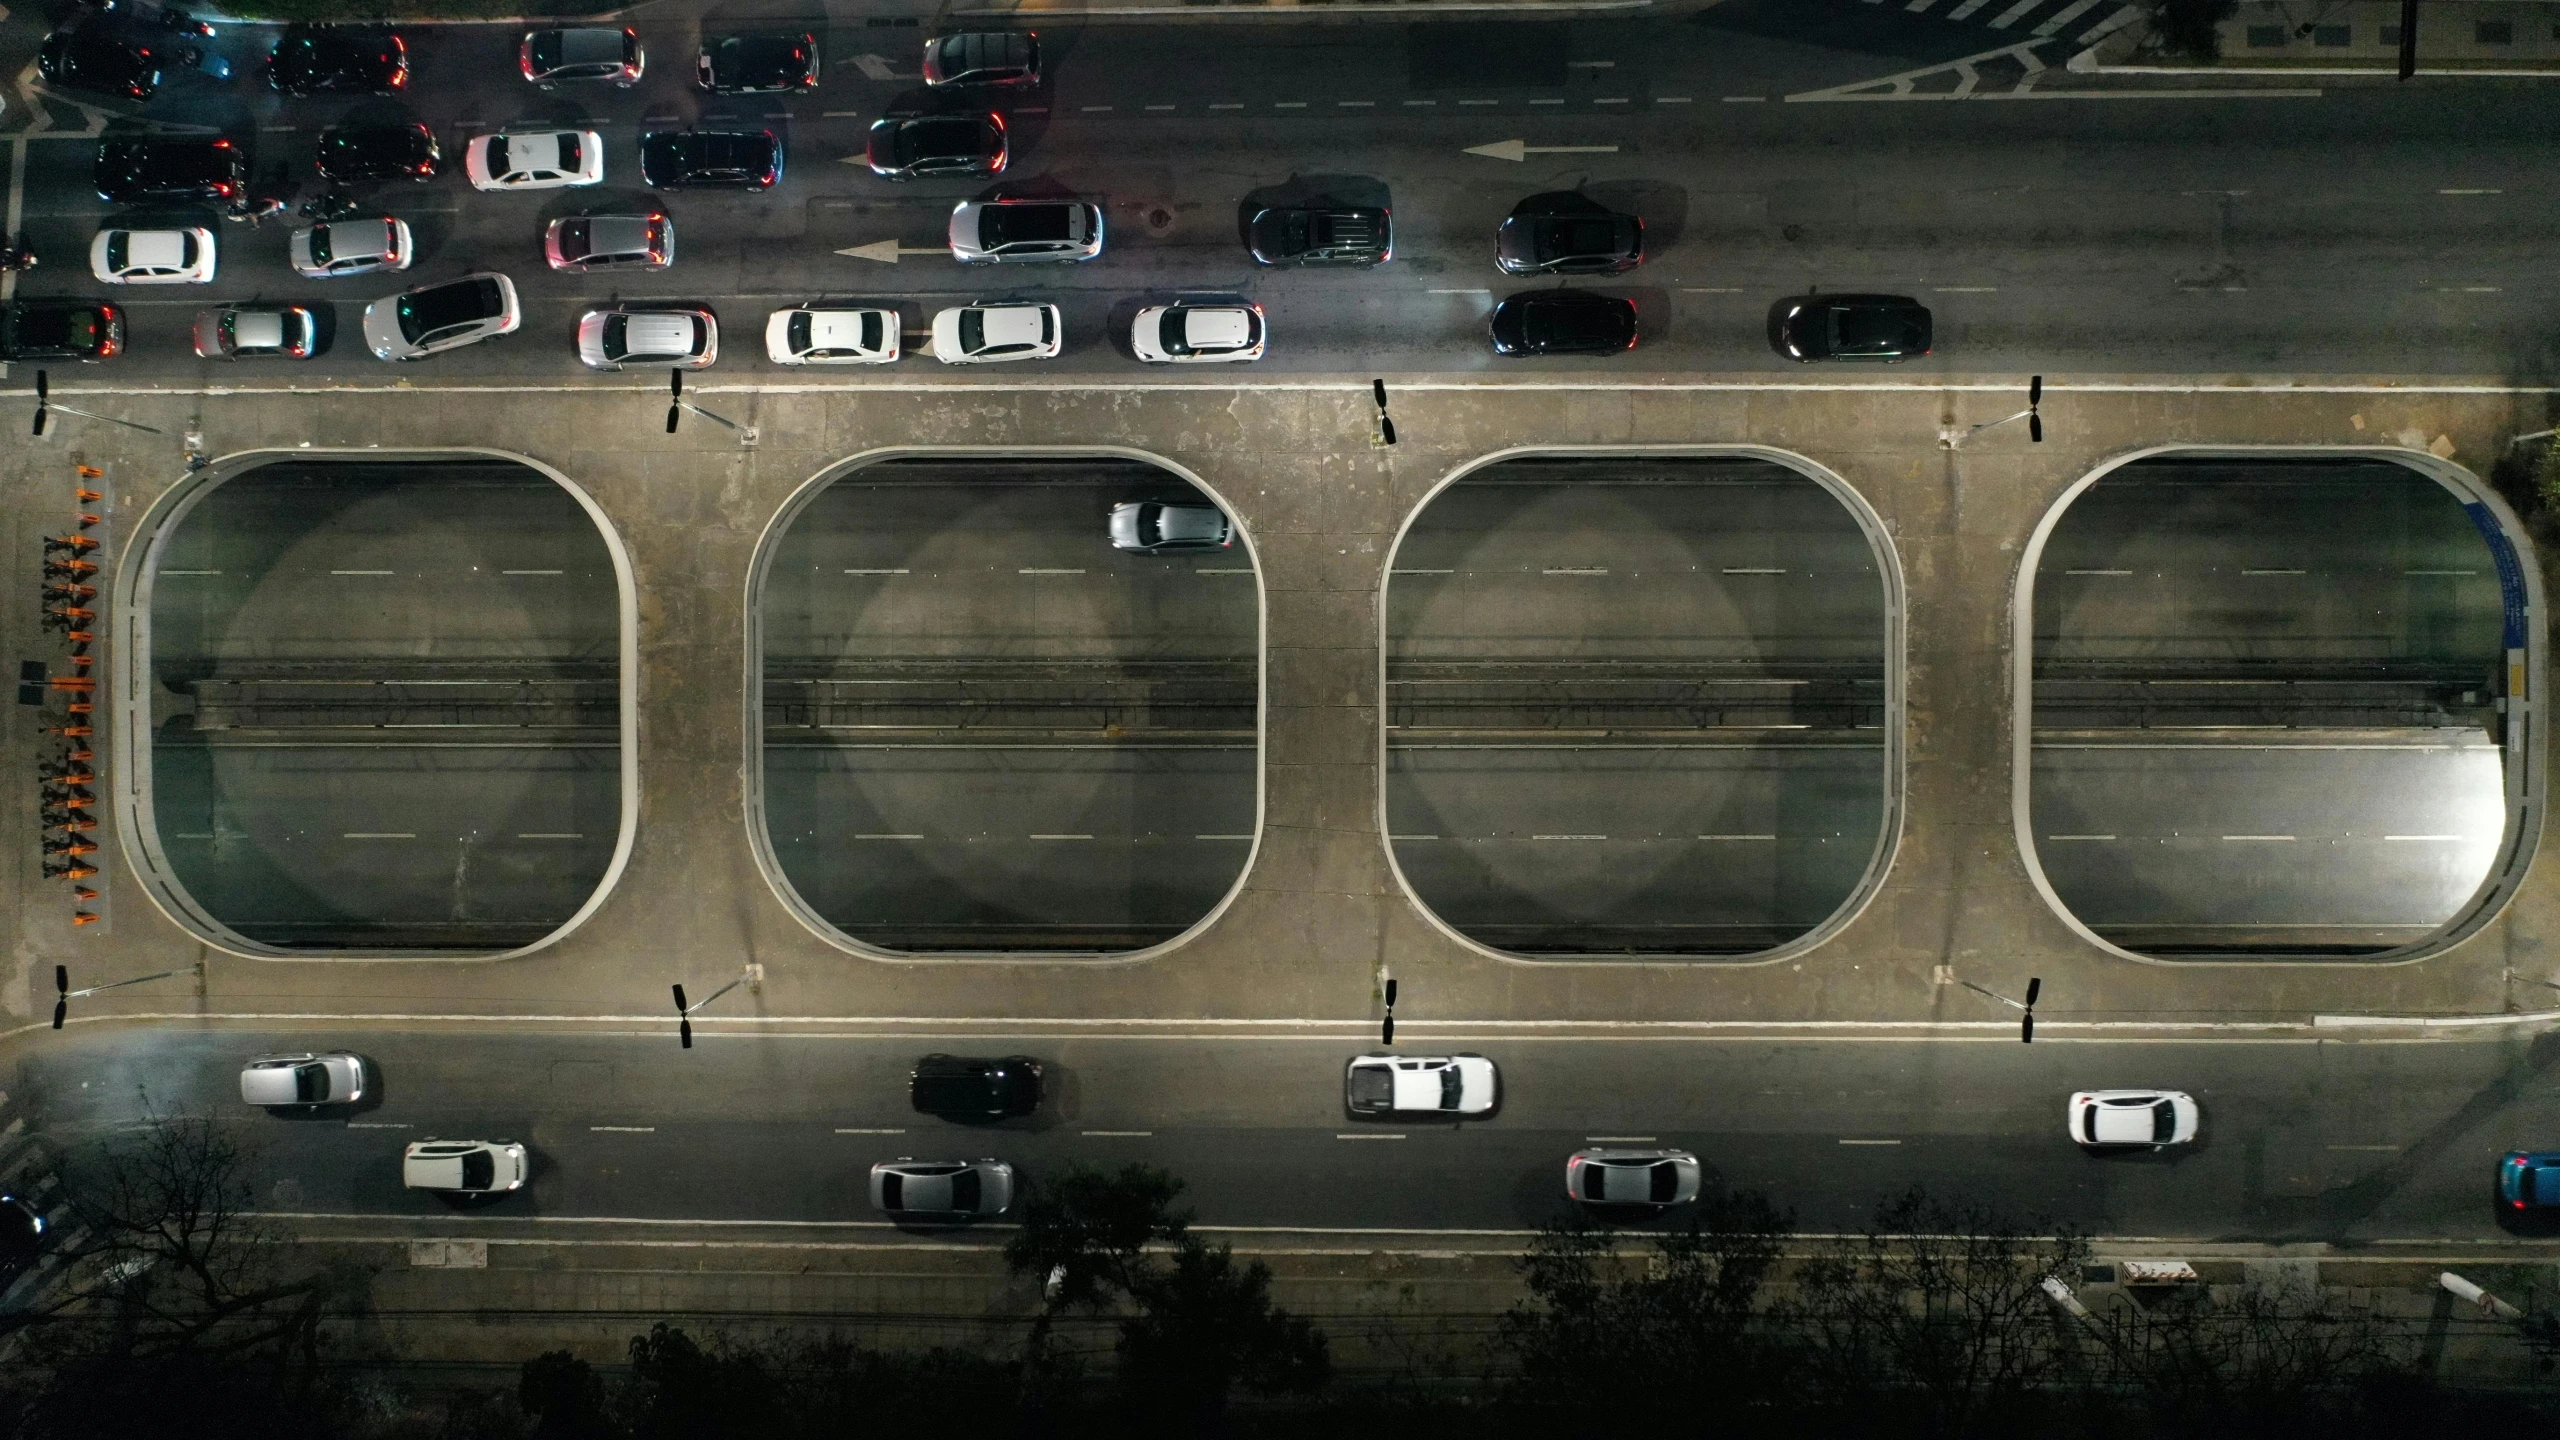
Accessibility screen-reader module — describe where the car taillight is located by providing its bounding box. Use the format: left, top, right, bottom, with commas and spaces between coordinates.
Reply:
389, 67, 407, 87
215, 181, 236, 197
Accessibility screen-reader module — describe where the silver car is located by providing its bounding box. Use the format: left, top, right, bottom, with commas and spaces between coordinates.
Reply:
1566, 1148, 1701, 1214
240, 1052, 367, 1107
869, 1158, 1013, 1220
948, 197, 1102, 263
289, 216, 412, 279
403, 1139, 527, 1193
544, 213, 672, 272
364, 272, 521, 362
193, 305, 316, 360
576, 307, 717, 370
1108, 500, 1231, 554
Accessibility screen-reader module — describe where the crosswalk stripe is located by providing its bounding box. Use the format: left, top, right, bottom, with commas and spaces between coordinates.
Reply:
2078, 3, 2144, 40
1987, 0, 2048, 27
1906, 0, 1946, 11
1948, 0, 1996, 17
2035, 0, 2106, 35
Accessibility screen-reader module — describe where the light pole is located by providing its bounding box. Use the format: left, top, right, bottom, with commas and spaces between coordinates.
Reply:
665, 371, 756, 446
1940, 376, 2042, 449
671, 965, 762, 1048
1370, 379, 1397, 447
1955, 975, 2041, 1042
32, 371, 165, 438
52, 964, 186, 1029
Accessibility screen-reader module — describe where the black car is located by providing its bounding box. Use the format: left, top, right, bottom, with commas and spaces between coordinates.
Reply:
0, 300, 122, 361
520, 25, 643, 87
0, 1193, 44, 1286
1248, 205, 1391, 266
315, 123, 440, 185
1496, 192, 1642, 276
696, 32, 817, 93
93, 135, 244, 204
1770, 293, 1933, 363
39, 28, 162, 101
268, 24, 407, 95
923, 30, 1040, 87
910, 1054, 1043, 1119
639, 130, 782, 189
863, 114, 1005, 180
1490, 290, 1637, 356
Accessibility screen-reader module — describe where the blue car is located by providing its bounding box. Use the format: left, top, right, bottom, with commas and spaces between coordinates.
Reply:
2499, 1151, 2560, 1211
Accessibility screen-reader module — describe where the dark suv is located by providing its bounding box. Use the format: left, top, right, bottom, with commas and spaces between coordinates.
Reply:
1248, 205, 1391, 266
39, 28, 163, 102
0, 300, 122, 361
909, 1054, 1043, 1119
1770, 293, 1933, 363
696, 32, 818, 93
639, 130, 782, 189
315, 122, 440, 184
267, 24, 407, 95
1496, 192, 1642, 276
93, 135, 245, 204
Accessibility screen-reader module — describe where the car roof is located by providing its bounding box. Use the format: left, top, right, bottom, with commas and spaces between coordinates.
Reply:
119, 230, 193, 266
803, 310, 876, 348
975, 304, 1046, 345
618, 311, 700, 353
551, 27, 629, 63
1179, 307, 1253, 346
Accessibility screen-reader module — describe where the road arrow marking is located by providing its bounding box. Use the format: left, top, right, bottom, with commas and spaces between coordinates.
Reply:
850, 53, 919, 82
1464, 139, 1621, 162
835, 238, 946, 263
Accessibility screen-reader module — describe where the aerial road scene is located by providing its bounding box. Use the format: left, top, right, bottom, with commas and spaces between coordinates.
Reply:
4, 0, 2560, 1433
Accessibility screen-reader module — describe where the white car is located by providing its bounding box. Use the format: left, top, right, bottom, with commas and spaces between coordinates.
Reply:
363, 272, 521, 362
766, 305, 898, 365
402, 1139, 527, 1194
869, 1158, 1013, 1221
1131, 301, 1264, 364
948, 197, 1102, 263
929, 300, 1060, 364
465, 129, 604, 191
2069, 1089, 2200, 1149
90, 227, 215, 284
290, 216, 413, 279
239, 1052, 366, 1107
577, 306, 717, 370
1343, 1053, 1497, 1116
1567, 1148, 1702, 1214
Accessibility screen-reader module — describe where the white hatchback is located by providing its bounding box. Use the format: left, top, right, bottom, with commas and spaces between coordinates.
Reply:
402, 1139, 527, 1194
465, 129, 605, 190
1343, 1053, 1497, 1116
1131, 301, 1264, 364
90, 227, 215, 284
2069, 1089, 2200, 1149
766, 305, 899, 365
577, 306, 717, 370
239, 1052, 366, 1107
929, 300, 1059, 364
290, 216, 413, 279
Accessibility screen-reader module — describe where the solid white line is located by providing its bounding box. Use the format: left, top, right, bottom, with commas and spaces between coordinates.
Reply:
2046, 834, 2116, 841
1337, 1133, 1406, 1141
590, 1126, 655, 1133
1839, 1138, 1902, 1146
834, 1127, 904, 1134
342, 833, 415, 840
330, 569, 394, 576
1018, 567, 1084, 575
853, 833, 923, 840
1082, 1129, 1154, 1137
843, 568, 909, 575
499, 569, 562, 576
1585, 1135, 1655, 1142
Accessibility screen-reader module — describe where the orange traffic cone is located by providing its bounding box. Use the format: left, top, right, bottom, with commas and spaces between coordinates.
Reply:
71, 912, 100, 927
74, 465, 103, 479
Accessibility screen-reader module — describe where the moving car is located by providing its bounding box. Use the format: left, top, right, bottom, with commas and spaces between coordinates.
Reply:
929, 300, 1058, 364
639, 130, 782, 189
1770, 293, 1933, 363
948, 197, 1102, 263
466, 130, 603, 191
696, 32, 818, 93
865, 114, 1005, 180
1129, 301, 1264, 364
544, 213, 671, 271
90, 227, 215, 284
1567, 1148, 1702, 1215
2069, 1090, 2200, 1149
923, 31, 1040, 87
194, 305, 318, 360
315, 122, 440, 185
2500, 1151, 2560, 1211
1343, 1053, 1497, 1116
1496, 192, 1643, 276
0, 1193, 45, 1284
363, 272, 520, 361
267, 24, 407, 95
1248, 204, 1391, 266
870, 1158, 1014, 1221
39, 28, 162, 102
766, 305, 900, 365
910, 1054, 1044, 1118
1108, 500, 1231, 554
290, 216, 413, 278
577, 306, 717, 370
238, 1051, 365, 1104
402, 1139, 526, 1194
1488, 289, 1637, 356
520, 26, 644, 87
93, 135, 244, 205
0, 300, 122, 361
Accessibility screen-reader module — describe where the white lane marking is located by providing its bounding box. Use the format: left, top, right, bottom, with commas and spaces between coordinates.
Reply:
1428, 288, 1492, 295
1934, 286, 1998, 293
590, 1126, 656, 1133
2464, 286, 2504, 293
159, 569, 221, 575
1585, 1135, 1655, 1142
1698, 834, 1778, 841
1274, 101, 1307, 108
2034, 0, 2106, 36
1209, 102, 1242, 110
1403, 99, 1436, 106
1530, 98, 1564, 105
1029, 833, 1093, 841
500, 568, 562, 575
834, 1127, 904, 1134
2406, 569, 2477, 576
1338, 100, 1374, 107
1194, 834, 1254, 840
1337, 1133, 1406, 1141
1839, 1138, 1902, 1146
1569, 59, 1616, 67
854, 833, 923, 840
1718, 96, 1759, 102
1532, 834, 1608, 841
1081, 105, 1113, 112
342, 833, 415, 839
1082, 1129, 1154, 1137
1391, 568, 1455, 574
2064, 568, 2132, 575
1683, 287, 1744, 293
1594, 97, 1628, 104
1986, 0, 2043, 26
1722, 566, 1784, 574
2440, 188, 2502, 195
516, 833, 584, 839
345, 1122, 409, 1129
843, 568, 909, 574
2328, 1144, 2399, 1151
822, 110, 867, 117
2386, 835, 2461, 841
1145, 104, 1176, 111
1544, 566, 1607, 575
1018, 567, 1084, 575
2046, 834, 2117, 841
2241, 567, 2306, 575
1195, 566, 1253, 574
330, 569, 395, 576
2222, 835, 2297, 842
1458, 99, 1499, 106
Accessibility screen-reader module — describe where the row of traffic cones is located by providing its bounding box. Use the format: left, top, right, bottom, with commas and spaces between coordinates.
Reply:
40, 467, 107, 927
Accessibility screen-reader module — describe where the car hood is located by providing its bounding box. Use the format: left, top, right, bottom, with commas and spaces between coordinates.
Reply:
362, 298, 406, 356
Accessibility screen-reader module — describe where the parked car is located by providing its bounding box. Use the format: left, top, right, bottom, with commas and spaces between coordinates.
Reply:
545, 213, 671, 271
767, 305, 900, 365
466, 130, 603, 191
193, 305, 317, 360
39, 28, 162, 101
402, 1139, 525, 1194
93, 135, 243, 205
949, 197, 1101, 263
315, 122, 439, 185
1108, 500, 1231, 554
929, 300, 1058, 364
1567, 1148, 1702, 1215
520, 26, 644, 87
1496, 192, 1643, 276
267, 24, 407, 95
865, 114, 1005, 180
577, 306, 717, 370
639, 130, 781, 189
238, 1051, 365, 1104
1770, 293, 1933, 363
923, 30, 1040, 87
290, 215, 413, 278
1489, 290, 1637, 356
0, 1193, 45, 1284
90, 227, 215, 284
910, 1054, 1044, 1118
1130, 301, 1264, 364
2068, 1090, 2199, 1149
2500, 1151, 2560, 1211
1248, 204, 1391, 266
363, 272, 520, 361
870, 1158, 1014, 1220
1343, 1053, 1497, 1116
696, 32, 817, 93
0, 300, 121, 361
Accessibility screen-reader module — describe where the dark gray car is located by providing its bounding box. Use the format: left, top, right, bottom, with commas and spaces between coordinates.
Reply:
544, 213, 672, 271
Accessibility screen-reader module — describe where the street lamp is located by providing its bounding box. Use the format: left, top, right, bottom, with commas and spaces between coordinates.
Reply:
1941, 376, 2043, 449
665, 371, 755, 445
1370, 379, 1397, 447
31, 371, 165, 438
670, 965, 761, 1048
1956, 975, 2042, 1042
52, 964, 186, 1029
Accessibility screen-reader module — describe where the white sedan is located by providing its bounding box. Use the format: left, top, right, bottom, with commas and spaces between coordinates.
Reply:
1343, 1053, 1498, 1116
90, 227, 215, 284
2069, 1089, 2200, 1149
464, 129, 604, 190
928, 300, 1060, 364
402, 1139, 527, 1194
766, 305, 899, 365
1131, 301, 1264, 364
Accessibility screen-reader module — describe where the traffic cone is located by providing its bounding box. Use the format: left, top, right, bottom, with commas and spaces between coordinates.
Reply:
47, 677, 93, 692
70, 887, 97, 902
48, 818, 96, 834
44, 536, 98, 554
43, 725, 93, 738
72, 514, 100, 530
71, 912, 99, 927
44, 840, 97, 857
46, 559, 99, 577
44, 862, 97, 881
74, 465, 103, 479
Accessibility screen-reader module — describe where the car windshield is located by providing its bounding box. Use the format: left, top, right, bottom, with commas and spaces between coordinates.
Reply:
986, 205, 1070, 247
305, 227, 335, 265
1348, 1066, 1391, 1104
398, 281, 490, 342
460, 1151, 495, 1189
787, 313, 814, 351
2153, 1101, 2176, 1143
958, 310, 985, 353
484, 136, 510, 172
905, 119, 975, 162
527, 31, 564, 69
601, 313, 630, 357
556, 219, 591, 254
294, 1062, 329, 1101
104, 235, 128, 271
949, 1170, 981, 1210
1440, 1067, 1462, 1108
556, 134, 582, 169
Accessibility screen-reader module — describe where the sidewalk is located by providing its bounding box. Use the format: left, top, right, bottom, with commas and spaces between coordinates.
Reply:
2073, 0, 2560, 76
